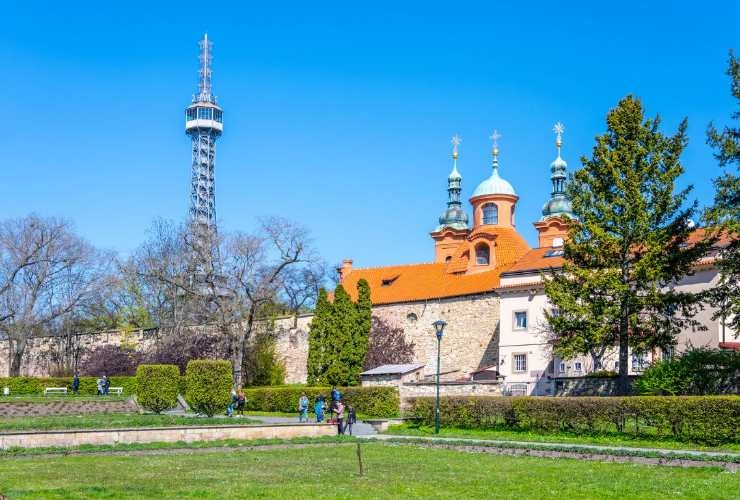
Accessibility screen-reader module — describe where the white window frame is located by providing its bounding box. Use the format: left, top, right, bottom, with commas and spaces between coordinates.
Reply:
513, 353, 527, 373
559, 362, 566, 374
513, 311, 528, 331
574, 361, 582, 373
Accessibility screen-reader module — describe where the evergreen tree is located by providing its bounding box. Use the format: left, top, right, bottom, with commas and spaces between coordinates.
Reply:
324, 284, 355, 386
306, 288, 331, 385
352, 279, 372, 384
544, 95, 711, 394
704, 50, 740, 334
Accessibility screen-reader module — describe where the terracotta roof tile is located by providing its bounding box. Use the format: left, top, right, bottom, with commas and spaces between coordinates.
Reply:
342, 262, 504, 305
502, 247, 564, 274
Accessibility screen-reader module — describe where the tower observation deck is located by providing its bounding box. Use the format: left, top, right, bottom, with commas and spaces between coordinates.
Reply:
186, 33, 223, 226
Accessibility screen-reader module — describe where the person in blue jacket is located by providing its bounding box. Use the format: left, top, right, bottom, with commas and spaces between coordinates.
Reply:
314, 394, 326, 423
330, 386, 341, 419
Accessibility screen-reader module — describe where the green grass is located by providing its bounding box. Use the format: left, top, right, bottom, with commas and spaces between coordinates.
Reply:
385, 424, 740, 453
0, 442, 736, 499
0, 413, 258, 432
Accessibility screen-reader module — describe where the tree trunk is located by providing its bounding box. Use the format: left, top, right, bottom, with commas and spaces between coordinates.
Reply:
9, 338, 26, 377
617, 316, 630, 396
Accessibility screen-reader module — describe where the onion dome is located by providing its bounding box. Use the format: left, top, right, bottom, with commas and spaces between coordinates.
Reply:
436, 135, 470, 231
541, 122, 574, 219
472, 130, 516, 197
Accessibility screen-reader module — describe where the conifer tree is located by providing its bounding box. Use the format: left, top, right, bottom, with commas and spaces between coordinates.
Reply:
352, 279, 372, 384
306, 288, 331, 385
704, 50, 740, 334
324, 284, 355, 386
544, 95, 711, 394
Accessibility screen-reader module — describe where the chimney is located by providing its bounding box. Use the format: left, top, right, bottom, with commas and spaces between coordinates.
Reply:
336, 259, 353, 282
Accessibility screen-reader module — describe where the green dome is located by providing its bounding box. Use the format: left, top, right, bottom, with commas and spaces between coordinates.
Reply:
472, 167, 516, 197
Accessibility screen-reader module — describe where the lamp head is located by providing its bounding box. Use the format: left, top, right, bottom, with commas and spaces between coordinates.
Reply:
432, 320, 447, 340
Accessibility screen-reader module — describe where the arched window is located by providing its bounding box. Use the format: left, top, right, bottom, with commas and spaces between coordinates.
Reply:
445, 255, 452, 263
475, 243, 490, 265
482, 203, 498, 225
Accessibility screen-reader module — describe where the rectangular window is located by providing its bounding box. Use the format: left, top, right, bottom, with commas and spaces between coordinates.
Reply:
574, 362, 582, 372
559, 362, 566, 373
514, 311, 528, 330
513, 354, 527, 373
509, 383, 528, 396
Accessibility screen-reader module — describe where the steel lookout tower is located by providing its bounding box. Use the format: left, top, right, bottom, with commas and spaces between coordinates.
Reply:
185, 33, 223, 226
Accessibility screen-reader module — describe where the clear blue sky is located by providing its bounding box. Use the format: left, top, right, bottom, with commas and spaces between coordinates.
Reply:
2, 1, 738, 268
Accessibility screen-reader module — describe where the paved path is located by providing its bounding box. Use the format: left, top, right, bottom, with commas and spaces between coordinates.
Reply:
361, 434, 740, 458
251, 415, 377, 436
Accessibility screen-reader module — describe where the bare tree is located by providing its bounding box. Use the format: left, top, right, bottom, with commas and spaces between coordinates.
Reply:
131, 216, 320, 386
0, 216, 107, 376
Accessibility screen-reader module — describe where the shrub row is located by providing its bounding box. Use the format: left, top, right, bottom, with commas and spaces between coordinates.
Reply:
408, 396, 740, 445
244, 386, 400, 418
0, 376, 188, 397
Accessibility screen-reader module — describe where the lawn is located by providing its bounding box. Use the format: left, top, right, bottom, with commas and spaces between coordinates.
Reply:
0, 442, 736, 499
0, 413, 257, 432
385, 424, 740, 453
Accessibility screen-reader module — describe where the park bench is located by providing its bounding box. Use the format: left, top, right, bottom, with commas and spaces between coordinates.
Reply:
44, 387, 67, 396
109, 387, 124, 395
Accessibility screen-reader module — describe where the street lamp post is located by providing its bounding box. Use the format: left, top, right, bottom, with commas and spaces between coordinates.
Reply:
432, 320, 446, 434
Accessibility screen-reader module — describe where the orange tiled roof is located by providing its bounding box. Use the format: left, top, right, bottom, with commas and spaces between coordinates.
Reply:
501, 247, 564, 275
445, 226, 531, 274
341, 262, 505, 305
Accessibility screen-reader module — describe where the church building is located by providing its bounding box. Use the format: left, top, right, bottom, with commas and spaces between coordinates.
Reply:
337, 125, 736, 396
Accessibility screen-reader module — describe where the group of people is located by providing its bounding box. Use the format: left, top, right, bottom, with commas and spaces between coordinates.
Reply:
298, 387, 357, 435
95, 374, 110, 396
227, 389, 247, 417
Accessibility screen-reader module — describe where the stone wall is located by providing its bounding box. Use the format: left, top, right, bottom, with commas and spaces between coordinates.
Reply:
0, 423, 336, 450
552, 376, 638, 396
0, 315, 311, 385
373, 293, 500, 379
400, 381, 503, 409
0, 399, 138, 417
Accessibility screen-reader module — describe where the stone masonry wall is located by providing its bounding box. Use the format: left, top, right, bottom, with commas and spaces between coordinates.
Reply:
0, 315, 311, 385
0, 292, 500, 387
373, 293, 500, 379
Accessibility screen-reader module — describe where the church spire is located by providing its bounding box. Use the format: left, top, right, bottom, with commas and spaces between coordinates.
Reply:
436, 134, 469, 231
541, 122, 573, 219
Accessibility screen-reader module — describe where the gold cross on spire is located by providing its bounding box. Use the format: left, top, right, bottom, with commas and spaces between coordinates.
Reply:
451, 134, 461, 159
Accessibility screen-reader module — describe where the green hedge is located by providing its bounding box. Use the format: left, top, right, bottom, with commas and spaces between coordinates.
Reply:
0, 376, 138, 396
409, 396, 740, 445
185, 360, 233, 417
0, 376, 189, 397
136, 365, 180, 413
244, 386, 400, 418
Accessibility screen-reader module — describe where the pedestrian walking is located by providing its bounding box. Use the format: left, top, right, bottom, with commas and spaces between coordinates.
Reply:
346, 405, 357, 436
298, 392, 309, 423
96, 376, 104, 396
72, 373, 80, 395
236, 389, 246, 416
330, 386, 341, 419
226, 388, 237, 417
103, 375, 110, 396
335, 400, 345, 435
314, 395, 325, 423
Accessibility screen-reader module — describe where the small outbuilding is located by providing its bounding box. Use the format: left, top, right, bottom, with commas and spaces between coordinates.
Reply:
360, 364, 425, 388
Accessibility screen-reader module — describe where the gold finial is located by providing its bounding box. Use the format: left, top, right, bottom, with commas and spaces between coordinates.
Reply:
490, 129, 502, 157
553, 121, 565, 150
451, 134, 461, 159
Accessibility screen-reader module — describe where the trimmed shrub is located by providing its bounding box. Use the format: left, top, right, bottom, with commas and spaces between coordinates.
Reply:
185, 360, 233, 417
136, 364, 180, 413
0, 376, 138, 396
408, 396, 740, 445
243, 386, 399, 418
635, 348, 739, 395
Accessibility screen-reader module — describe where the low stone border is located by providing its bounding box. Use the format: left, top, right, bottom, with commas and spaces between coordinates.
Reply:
381, 440, 739, 471
0, 423, 335, 450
